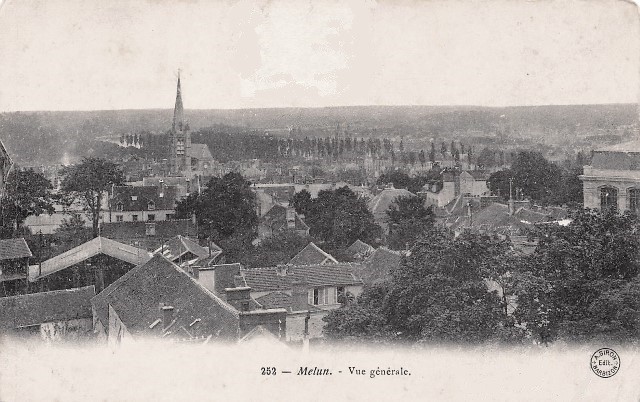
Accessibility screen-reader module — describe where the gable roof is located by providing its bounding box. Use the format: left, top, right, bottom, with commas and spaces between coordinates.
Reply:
29, 237, 152, 282
261, 204, 310, 232
367, 188, 415, 216
242, 263, 363, 293
111, 185, 179, 211
288, 242, 338, 265
356, 247, 403, 284
91, 254, 240, 340
190, 143, 214, 161
101, 219, 198, 250
154, 235, 221, 265
0, 238, 32, 260
345, 239, 375, 258
0, 286, 94, 331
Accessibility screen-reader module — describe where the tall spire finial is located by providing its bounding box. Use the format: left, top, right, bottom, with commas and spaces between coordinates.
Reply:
173, 71, 184, 131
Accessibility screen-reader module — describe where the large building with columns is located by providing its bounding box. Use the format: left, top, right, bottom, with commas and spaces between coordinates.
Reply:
580, 141, 640, 213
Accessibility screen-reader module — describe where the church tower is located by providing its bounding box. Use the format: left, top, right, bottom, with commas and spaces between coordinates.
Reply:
169, 75, 191, 176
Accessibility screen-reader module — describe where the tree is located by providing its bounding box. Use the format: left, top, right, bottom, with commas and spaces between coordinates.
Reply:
52, 214, 92, 254
60, 157, 125, 238
290, 189, 313, 216
511, 151, 562, 203
324, 228, 524, 344
175, 172, 258, 244
239, 231, 311, 268
299, 186, 381, 248
513, 209, 640, 344
0, 169, 55, 238
386, 195, 435, 250
487, 169, 513, 200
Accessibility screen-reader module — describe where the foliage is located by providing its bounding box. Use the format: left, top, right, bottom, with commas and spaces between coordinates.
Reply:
175, 172, 258, 244
386, 195, 435, 250
324, 228, 524, 344
238, 231, 311, 268
294, 186, 381, 248
376, 170, 439, 194
512, 209, 640, 344
60, 157, 125, 237
0, 169, 55, 238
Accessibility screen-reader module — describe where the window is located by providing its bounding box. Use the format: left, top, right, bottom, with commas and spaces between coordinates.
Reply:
337, 286, 346, 303
132, 215, 139, 222
600, 186, 618, 212
116, 215, 123, 222
147, 201, 155, 211
308, 287, 337, 305
177, 140, 185, 155
116, 202, 124, 212
148, 214, 156, 222
629, 188, 640, 214
145, 223, 156, 236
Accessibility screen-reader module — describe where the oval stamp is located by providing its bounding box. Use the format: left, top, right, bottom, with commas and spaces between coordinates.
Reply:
590, 348, 620, 378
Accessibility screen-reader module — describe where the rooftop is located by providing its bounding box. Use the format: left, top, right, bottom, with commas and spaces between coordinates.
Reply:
288, 242, 338, 265
0, 238, 32, 261
242, 263, 363, 293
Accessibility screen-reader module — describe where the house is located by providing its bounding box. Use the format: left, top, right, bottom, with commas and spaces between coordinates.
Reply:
154, 235, 223, 268
289, 242, 338, 265
101, 218, 197, 251
367, 186, 416, 231
0, 238, 33, 297
241, 263, 364, 341
109, 185, 179, 223
141, 176, 193, 198
354, 247, 403, 285
28, 236, 152, 293
345, 239, 375, 262
91, 254, 287, 346
421, 170, 491, 208
0, 286, 94, 340
258, 204, 310, 240
580, 140, 640, 213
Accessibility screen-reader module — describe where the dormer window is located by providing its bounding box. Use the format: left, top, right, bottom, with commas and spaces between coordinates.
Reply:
116, 202, 124, 212
131, 195, 138, 201
148, 201, 155, 211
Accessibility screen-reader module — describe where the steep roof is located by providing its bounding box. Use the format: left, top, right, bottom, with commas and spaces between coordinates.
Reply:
91, 254, 240, 340
101, 219, 198, 250
357, 247, 402, 284
155, 235, 219, 263
261, 204, 310, 232
111, 185, 179, 212
367, 188, 415, 216
190, 143, 214, 161
0, 238, 32, 260
288, 242, 338, 265
345, 239, 375, 259
0, 286, 94, 331
590, 141, 640, 170
29, 237, 152, 282
242, 264, 363, 293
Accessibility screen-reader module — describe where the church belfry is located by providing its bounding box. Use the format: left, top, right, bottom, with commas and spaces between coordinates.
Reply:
169, 74, 191, 175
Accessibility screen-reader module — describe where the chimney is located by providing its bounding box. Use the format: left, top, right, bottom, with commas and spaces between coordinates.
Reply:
191, 266, 200, 279
225, 286, 252, 311
213, 263, 241, 296
286, 207, 296, 229
276, 265, 288, 276
159, 179, 165, 198
508, 177, 515, 216
161, 305, 174, 329
291, 280, 308, 312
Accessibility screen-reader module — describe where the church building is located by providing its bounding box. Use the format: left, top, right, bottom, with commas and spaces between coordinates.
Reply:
168, 76, 215, 178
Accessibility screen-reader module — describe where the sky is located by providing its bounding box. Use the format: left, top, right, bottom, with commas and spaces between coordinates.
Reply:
0, 0, 639, 111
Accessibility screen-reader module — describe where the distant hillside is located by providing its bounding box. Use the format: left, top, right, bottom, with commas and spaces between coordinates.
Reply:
0, 104, 637, 166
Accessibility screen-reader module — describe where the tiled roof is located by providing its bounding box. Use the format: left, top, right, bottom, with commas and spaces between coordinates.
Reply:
28, 237, 152, 282
242, 263, 363, 293
101, 219, 198, 250
345, 239, 375, 259
289, 242, 338, 265
357, 248, 402, 284
111, 185, 179, 211
0, 238, 32, 260
368, 188, 415, 216
254, 291, 321, 312
155, 235, 220, 264
190, 143, 214, 161
0, 286, 94, 330
261, 204, 310, 232
91, 254, 240, 340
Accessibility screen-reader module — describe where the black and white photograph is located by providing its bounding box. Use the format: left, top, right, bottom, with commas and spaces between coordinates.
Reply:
0, 0, 639, 400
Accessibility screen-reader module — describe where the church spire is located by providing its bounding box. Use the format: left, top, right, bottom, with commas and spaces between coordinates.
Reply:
173, 73, 184, 131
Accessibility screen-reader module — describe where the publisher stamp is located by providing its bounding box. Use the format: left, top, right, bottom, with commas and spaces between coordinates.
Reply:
590, 348, 620, 378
